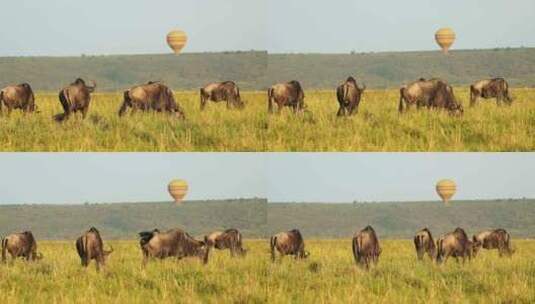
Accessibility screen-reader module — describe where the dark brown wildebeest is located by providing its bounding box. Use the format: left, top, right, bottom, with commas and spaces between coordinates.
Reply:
398, 78, 463, 115
138, 228, 210, 265
470, 78, 512, 106
75, 227, 113, 272
436, 227, 474, 264
472, 229, 514, 257
270, 229, 309, 262
206, 228, 247, 257
200, 81, 244, 110
414, 228, 436, 261
352, 226, 381, 269
0, 83, 36, 114
267, 80, 306, 114
54, 78, 96, 122
1, 231, 42, 263
336, 76, 366, 116
118, 81, 185, 118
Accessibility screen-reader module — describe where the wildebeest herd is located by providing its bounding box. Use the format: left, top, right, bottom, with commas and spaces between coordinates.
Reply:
1, 226, 514, 272
0, 77, 512, 120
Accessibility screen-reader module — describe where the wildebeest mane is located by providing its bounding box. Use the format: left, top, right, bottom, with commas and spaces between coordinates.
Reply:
138, 229, 159, 247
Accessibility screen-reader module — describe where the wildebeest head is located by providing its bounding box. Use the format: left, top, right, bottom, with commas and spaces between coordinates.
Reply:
471, 235, 483, 257
103, 245, 114, 259
73, 78, 96, 92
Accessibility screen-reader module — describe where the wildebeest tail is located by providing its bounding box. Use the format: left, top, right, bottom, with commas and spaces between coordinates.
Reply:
502, 79, 513, 102
235, 85, 241, 99
203, 235, 210, 264
118, 90, 131, 116
1, 237, 7, 263
270, 235, 277, 261
267, 87, 274, 113
352, 237, 360, 265
414, 235, 422, 249
54, 89, 70, 122
398, 87, 405, 113
0, 90, 3, 112
75, 236, 86, 264
504, 232, 512, 252
436, 238, 444, 263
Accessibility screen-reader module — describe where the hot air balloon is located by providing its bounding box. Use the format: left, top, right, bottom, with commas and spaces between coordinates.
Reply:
436, 179, 456, 205
168, 179, 189, 205
166, 30, 188, 55
435, 28, 456, 54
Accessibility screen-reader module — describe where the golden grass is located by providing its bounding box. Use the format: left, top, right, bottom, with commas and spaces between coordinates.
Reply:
1, 240, 534, 303
0, 88, 533, 151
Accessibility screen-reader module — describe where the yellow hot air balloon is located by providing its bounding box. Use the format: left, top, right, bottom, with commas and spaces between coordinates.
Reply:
168, 179, 189, 205
436, 179, 456, 205
166, 30, 188, 54
435, 28, 456, 54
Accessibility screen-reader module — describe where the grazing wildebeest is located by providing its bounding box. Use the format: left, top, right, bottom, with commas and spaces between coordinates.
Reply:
414, 228, 436, 261
75, 227, 113, 272
206, 228, 247, 257
470, 78, 512, 106
54, 78, 96, 122
0, 83, 36, 114
1, 231, 42, 263
270, 229, 309, 262
138, 228, 210, 265
352, 226, 381, 269
118, 81, 185, 118
267, 80, 306, 114
398, 78, 463, 115
472, 229, 514, 257
336, 76, 366, 116
200, 81, 244, 110
436, 227, 474, 264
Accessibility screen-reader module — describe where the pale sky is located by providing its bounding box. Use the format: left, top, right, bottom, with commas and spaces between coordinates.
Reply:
267, 153, 535, 203
0, 153, 266, 204
0, 0, 533, 56
0, 153, 533, 205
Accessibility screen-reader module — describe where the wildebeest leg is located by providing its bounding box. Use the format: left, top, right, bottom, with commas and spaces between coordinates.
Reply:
81, 106, 89, 119
200, 90, 208, 111
230, 246, 235, 258
292, 104, 298, 114
336, 105, 346, 117
349, 102, 358, 115
267, 99, 274, 114
470, 86, 477, 107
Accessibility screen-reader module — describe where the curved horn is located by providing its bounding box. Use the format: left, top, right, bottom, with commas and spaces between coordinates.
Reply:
359, 83, 366, 91
87, 81, 97, 92
105, 244, 114, 255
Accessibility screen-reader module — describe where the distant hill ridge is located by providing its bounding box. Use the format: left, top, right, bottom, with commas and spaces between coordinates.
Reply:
1, 48, 534, 91
1, 198, 533, 240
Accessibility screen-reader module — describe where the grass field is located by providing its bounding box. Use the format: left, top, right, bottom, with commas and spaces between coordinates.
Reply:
0, 88, 533, 151
1, 240, 534, 303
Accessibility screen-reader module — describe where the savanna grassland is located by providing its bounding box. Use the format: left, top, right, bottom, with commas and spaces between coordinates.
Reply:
1, 240, 534, 303
0, 88, 533, 151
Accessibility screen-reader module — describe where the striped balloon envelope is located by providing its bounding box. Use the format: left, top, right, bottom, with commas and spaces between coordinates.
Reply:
435, 28, 456, 54
166, 30, 188, 54
168, 179, 189, 205
435, 179, 456, 205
